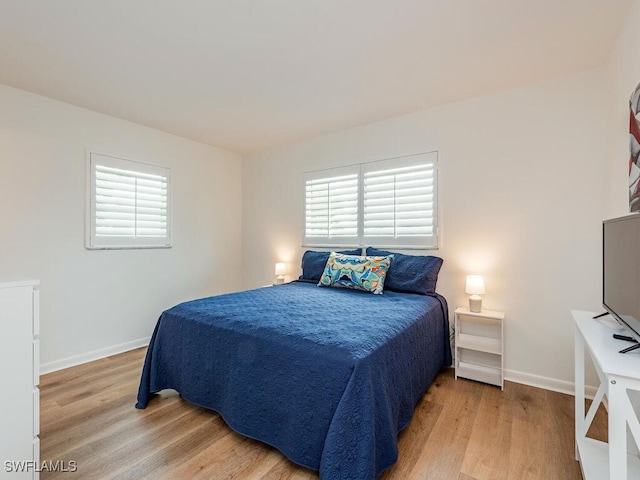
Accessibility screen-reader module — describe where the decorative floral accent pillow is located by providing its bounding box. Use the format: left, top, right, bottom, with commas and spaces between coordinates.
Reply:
318, 253, 393, 294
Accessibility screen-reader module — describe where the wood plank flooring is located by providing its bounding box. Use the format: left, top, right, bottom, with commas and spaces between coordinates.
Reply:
39, 348, 606, 479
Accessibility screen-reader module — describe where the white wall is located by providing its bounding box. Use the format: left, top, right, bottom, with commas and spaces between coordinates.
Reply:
0, 84, 243, 371
242, 68, 608, 392
606, 0, 640, 217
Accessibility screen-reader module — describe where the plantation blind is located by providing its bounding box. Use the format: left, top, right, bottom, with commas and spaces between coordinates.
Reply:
362, 152, 437, 247
304, 165, 359, 246
87, 152, 171, 249
303, 152, 438, 249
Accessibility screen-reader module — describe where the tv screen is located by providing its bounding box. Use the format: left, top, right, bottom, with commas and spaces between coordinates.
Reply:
603, 213, 640, 343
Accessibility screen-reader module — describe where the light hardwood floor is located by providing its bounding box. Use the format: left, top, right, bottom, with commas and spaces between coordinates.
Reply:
40, 348, 606, 479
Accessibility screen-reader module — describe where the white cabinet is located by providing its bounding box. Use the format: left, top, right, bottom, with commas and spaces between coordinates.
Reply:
454, 307, 504, 389
573, 310, 640, 480
0, 281, 40, 480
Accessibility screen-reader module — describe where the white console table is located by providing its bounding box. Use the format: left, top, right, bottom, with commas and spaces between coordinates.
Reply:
573, 310, 640, 480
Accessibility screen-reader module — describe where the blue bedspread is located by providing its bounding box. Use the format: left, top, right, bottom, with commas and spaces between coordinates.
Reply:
136, 281, 450, 479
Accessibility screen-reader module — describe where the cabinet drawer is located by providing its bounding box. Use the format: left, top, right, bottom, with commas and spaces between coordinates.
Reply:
33, 387, 40, 436
33, 436, 40, 480
33, 339, 40, 386
33, 289, 40, 337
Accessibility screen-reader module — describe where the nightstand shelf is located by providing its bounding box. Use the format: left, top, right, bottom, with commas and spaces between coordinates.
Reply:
457, 361, 502, 387
457, 333, 502, 354
454, 307, 504, 389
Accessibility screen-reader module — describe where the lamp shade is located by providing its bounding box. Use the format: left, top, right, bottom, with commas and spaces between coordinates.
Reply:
465, 275, 485, 295
275, 263, 287, 276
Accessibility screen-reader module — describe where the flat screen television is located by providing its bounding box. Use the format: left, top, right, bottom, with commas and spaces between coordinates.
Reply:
603, 213, 640, 349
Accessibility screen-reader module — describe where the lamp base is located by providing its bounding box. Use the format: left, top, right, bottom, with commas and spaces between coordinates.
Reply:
469, 295, 482, 313
275, 275, 285, 285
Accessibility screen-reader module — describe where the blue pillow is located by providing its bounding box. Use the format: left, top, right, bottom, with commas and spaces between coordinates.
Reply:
366, 247, 443, 295
299, 249, 361, 283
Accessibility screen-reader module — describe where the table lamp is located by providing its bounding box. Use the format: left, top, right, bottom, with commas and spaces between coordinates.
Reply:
466, 275, 485, 313
275, 263, 286, 284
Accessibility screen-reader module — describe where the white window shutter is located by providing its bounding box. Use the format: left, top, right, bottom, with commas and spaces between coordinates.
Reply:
362, 152, 437, 248
303, 152, 438, 249
304, 165, 360, 247
87, 152, 171, 249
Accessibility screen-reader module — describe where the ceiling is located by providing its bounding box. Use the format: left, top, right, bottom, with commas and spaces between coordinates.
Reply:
0, 0, 632, 153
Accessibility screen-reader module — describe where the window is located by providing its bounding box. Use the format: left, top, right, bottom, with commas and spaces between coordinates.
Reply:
305, 165, 359, 244
304, 152, 438, 249
86, 152, 171, 249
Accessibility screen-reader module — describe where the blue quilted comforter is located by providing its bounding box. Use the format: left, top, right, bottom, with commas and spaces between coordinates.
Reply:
136, 281, 450, 479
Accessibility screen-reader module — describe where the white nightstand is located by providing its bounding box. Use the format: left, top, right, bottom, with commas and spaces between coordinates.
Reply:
454, 307, 504, 389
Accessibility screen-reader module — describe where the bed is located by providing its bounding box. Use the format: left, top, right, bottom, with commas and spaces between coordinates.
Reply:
136, 252, 450, 479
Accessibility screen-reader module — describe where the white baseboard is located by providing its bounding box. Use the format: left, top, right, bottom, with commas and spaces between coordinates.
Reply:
504, 368, 598, 398
41, 342, 600, 400
40, 336, 151, 375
